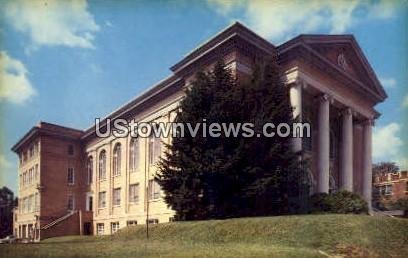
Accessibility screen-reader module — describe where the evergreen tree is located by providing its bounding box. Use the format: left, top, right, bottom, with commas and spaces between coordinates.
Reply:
237, 60, 307, 215
157, 59, 309, 220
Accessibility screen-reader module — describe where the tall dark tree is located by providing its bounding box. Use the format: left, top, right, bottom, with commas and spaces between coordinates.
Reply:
157, 59, 308, 220
237, 60, 308, 215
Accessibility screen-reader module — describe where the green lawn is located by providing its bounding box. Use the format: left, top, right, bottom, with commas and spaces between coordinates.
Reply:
1, 214, 407, 257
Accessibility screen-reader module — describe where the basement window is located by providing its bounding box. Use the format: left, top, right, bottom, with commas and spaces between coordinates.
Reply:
97, 223, 104, 235
127, 220, 137, 226
111, 222, 120, 234
147, 219, 159, 224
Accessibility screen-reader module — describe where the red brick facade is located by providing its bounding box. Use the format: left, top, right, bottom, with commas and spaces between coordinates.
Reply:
373, 171, 408, 205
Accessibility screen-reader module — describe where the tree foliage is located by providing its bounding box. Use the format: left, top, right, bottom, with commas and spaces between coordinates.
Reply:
157, 59, 308, 220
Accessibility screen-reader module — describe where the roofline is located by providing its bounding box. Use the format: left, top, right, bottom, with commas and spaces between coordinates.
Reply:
11, 126, 40, 153
11, 122, 84, 153
81, 75, 182, 139
170, 21, 276, 73
278, 34, 387, 102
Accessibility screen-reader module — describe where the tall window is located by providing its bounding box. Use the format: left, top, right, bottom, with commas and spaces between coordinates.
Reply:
67, 168, 75, 185
148, 135, 161, 165
111, 222, 120, 234
87, 157, 93, 185
99, 150, 106, 180
67, 195, 74, 210
148, 180, 160, 200
113, 188, 121, 206
129, 184, 139, 203
34, 164, 39, 182
113, 143, 121, 176
129, 138, 139, 171
98, 191, 106, 208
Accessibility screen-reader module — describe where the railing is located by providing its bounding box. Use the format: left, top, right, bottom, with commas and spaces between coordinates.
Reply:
40, 210, 77, 230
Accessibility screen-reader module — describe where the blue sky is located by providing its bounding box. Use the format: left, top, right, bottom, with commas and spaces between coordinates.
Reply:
0, 0, 407, 193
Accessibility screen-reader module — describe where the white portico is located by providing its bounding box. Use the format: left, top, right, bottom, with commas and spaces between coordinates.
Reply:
280, 35, 386, 209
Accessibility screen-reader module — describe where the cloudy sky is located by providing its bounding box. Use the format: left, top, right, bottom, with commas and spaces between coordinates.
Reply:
0, 0, 407, 193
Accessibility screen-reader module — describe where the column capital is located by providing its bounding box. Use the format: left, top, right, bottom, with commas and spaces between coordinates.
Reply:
291, 78, 307, 90
341, 107, 353, 116
363, 118, 375, 126
316, 93, 333, 103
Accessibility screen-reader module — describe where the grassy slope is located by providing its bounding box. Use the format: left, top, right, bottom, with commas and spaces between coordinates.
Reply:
1, 214, 407, 258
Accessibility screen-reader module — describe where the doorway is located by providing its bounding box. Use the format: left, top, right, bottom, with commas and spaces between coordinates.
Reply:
83, 222, 92, 235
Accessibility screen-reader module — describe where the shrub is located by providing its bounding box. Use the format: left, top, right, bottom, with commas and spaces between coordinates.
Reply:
393, 198, 408, 217
310, 191, 368, 214
309, 193, 332, 213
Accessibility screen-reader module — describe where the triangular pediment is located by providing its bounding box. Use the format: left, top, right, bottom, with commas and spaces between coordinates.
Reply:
300, 36, 386, 100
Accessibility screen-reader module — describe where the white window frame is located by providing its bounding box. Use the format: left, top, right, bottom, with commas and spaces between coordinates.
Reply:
113, 144, 121, 176
99, 151, 106, 180
98, 191, 106, 208
148, 180, 160, 200
113, 188, 121, 206
111, 222, 120, 234
97, 223, 104, 235
129, 138, 139, 171
129, 183, 139, 203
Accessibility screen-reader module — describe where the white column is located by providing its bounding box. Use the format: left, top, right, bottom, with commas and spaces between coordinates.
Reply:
290, 82, 302, 154
340, 108, 353, 191
317, 94, 330, 193
362, 119, 373, 211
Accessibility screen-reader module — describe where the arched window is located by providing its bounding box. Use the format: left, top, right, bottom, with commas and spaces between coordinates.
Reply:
129, 138, 139, 171
113, 143, 121, 176
87, 156, 93, 185
99, 150, 106, 180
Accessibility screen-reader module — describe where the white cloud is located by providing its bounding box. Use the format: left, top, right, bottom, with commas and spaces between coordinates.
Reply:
3, 0, 99, 48
403, 95, 408, 108
373, 122, 403, 162
0, 51, 36, 104
208, 0, 398, 42
0, 154, 11, 168
379, 77, 397, 89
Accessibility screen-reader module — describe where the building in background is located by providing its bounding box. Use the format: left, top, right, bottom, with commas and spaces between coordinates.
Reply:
373, 170, 408, 207
11, 22, 387, 240
11, 123, 92, 241
0, 187, 16, 238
